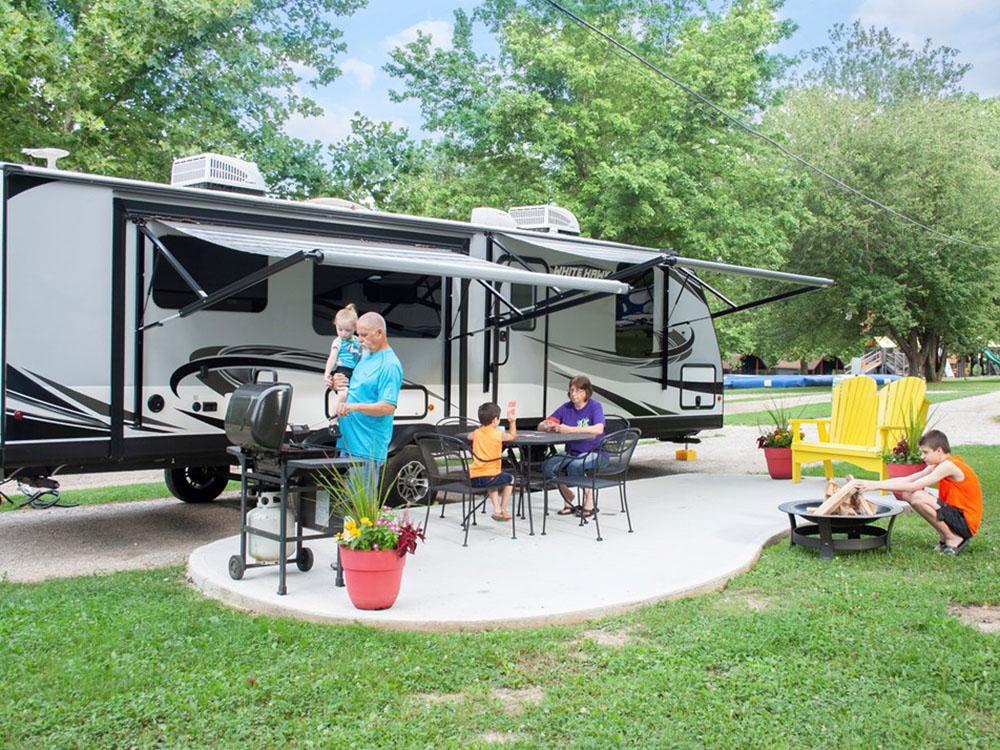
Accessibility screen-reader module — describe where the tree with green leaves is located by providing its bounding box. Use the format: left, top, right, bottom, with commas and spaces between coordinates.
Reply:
762, 25, 1000, 380
330, 0, 805, 357
326, 114, 430, 208
0, 0, 364, 197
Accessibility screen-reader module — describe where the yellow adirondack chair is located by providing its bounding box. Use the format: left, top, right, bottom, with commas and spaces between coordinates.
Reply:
791, 376, 881, 482
876, 376, 929, 451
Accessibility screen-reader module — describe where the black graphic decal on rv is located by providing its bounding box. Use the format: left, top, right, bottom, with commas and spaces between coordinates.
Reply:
5, 366, 84, 417
170, 353, 324, 396
4, 365, 112, 440
586, 383, 657, 417
29, 370, 176, 429
528, 323, 695, 368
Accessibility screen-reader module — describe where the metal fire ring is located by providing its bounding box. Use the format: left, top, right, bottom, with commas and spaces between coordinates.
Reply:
778, 499, 905, 560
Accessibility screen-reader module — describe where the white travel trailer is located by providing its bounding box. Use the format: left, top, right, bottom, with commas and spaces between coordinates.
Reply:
0, 158, 833, 504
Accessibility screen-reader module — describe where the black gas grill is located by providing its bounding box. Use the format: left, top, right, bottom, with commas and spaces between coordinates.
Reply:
224, 381, 358, 595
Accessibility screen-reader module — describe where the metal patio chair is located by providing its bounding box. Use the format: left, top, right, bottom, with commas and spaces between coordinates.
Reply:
602, 413, 631, 435
551, 428, 641, 541
415, 432, 512, 546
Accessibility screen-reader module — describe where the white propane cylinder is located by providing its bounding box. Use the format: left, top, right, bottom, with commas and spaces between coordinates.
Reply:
247, 494, 296, 562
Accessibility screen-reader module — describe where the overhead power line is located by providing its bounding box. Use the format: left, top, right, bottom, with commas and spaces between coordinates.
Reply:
543, 0, 1000, 253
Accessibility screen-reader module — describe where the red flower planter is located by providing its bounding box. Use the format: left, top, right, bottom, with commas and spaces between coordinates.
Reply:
340, 547, 407, 610
886, 462, 926, 501
763, 447, 792, 480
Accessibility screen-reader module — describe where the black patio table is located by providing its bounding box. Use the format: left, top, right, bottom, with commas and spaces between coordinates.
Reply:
505, 430, 577, 536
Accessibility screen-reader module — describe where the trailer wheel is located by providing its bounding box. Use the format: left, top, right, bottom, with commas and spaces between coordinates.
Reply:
166, 466, 229, 503
384, 446, 430, 508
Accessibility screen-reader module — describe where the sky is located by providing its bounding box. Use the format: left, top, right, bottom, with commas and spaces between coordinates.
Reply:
284, 0, 1000, 146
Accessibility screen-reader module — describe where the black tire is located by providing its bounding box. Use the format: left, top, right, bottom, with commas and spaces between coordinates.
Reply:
165, 466, 230, 503
228, 555, 245, 580
296, 547, 314, 572
383, 445, 431, 508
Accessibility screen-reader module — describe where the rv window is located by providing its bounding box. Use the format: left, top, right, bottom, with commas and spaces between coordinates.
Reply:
499, 255, 542, 332
312, 266, 441, 338
151, 236, 268, 313
509, 283, 536, 331
615, 267, 655, 357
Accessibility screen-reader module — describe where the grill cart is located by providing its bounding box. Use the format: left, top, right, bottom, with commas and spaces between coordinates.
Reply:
224, 381, 358, 595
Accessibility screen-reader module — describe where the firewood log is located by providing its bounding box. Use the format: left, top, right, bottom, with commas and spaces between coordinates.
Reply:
815, 482, 857, 515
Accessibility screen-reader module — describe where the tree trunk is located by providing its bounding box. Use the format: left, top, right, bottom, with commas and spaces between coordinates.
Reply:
924, 332, 941, 381
896, 330, 927, 378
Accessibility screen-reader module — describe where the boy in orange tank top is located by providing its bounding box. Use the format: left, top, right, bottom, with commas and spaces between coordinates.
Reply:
468, 401, 517, 522
849, 430, 983, 555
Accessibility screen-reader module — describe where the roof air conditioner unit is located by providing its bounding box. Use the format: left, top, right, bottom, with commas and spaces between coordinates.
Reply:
170, 153, 267, 196
508, 204, 580, 235
470, 207, 518, 229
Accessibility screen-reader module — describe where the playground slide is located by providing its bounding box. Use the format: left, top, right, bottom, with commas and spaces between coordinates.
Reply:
985, 348, 1000, 368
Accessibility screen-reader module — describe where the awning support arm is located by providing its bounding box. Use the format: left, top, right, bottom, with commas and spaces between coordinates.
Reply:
139, 245, 323, 331
489, 254, 665, 329
709, 285, 820, 320
137, 222, 208, 300
475, 279, 522, 317
674, 267, 736, 308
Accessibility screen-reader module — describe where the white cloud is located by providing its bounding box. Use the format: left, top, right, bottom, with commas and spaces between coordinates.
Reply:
383, 20, 453, 53
289, 60, 318, 80
340, 58, 376, 90
854, 0, 1000, 96
283, 107, 354, 144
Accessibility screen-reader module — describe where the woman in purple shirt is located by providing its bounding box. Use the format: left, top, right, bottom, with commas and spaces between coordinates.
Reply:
538, 375, 607, 518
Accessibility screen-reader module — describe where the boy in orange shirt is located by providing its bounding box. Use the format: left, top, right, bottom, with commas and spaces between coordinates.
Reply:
849, 430, 983, 555
468, 402, 517, 522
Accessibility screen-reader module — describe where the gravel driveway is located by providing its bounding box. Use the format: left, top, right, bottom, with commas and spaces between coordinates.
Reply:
2, 388, 996, 583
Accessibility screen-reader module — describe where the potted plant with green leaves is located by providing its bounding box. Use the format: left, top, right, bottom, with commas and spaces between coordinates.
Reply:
882, 406, 932, 500
316, 464, 425, 610
756, 401, 801, 480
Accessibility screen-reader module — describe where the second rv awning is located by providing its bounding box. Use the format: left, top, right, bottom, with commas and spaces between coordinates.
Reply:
494, 231, 835, 287
154, 220, 630, 295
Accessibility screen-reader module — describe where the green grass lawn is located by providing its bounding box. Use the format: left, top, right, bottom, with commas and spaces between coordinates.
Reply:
726, 377, 1000, 427
2, 445, 998, 748
0, 482, 240, 513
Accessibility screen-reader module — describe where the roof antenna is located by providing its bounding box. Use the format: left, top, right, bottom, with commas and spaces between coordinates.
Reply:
21, 147, 70, 169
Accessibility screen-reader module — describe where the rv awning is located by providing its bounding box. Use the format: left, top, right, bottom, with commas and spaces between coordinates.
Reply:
494, 231, 834, 287
155, 220, 630, 295
489, 231, 835, 328
494, 231, 662, 265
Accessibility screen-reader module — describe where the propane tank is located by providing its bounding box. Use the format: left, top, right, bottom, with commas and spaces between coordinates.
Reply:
247, 494, 296, 562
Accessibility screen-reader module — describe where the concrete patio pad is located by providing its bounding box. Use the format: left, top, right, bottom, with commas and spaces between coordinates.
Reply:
188, 474, 837, 631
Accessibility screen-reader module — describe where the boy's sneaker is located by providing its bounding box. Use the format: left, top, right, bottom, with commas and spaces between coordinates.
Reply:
941, 539, 971, 556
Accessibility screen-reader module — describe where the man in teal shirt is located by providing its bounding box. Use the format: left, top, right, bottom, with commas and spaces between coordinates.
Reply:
332, 311, 403, 474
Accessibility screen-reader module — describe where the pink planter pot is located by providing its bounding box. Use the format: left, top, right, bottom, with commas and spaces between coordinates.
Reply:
886, 462, 926, 501
340, 547, 407, 610
763, 447, 792, 480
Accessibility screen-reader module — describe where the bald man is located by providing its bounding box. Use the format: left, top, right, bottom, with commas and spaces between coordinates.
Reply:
332, 311, 403, 471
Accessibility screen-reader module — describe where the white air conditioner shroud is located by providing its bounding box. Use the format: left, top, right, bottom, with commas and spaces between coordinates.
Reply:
170, 153, 267, 195
508, 204, 580, 235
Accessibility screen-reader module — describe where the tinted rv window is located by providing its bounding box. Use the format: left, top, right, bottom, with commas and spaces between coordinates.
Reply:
312, 266, 441, 338
615, 268, 655, 357
510, 283, 536, 331
151, 236, 268, 312
499, 255, 541, 332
